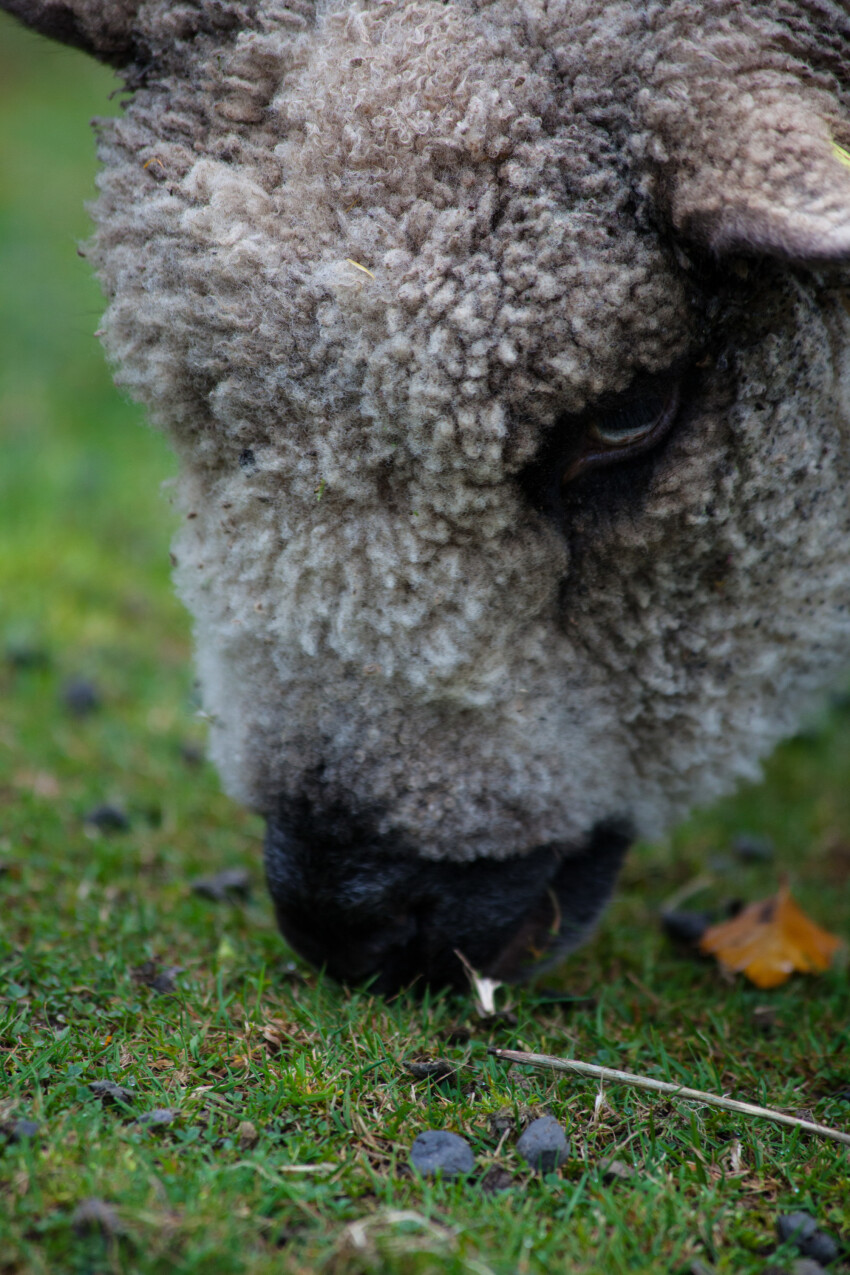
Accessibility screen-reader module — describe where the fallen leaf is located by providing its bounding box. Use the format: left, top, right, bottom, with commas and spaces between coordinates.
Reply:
698, 883, 842, 988
261, 1020, 288, 1049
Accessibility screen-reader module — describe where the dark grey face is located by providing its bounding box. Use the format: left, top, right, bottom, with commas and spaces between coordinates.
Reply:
264, 802, 630, 994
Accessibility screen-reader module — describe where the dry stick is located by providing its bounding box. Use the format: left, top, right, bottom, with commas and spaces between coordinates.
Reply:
488, 1048, 850, 1148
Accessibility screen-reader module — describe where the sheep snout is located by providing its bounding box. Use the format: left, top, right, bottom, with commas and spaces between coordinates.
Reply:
263, 808, 630, 993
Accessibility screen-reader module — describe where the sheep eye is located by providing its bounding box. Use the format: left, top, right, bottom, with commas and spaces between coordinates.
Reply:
562, 379, 681, 485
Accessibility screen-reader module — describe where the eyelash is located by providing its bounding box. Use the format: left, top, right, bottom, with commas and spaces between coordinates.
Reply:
516, 367, 689, 522
561, 379, 682, 485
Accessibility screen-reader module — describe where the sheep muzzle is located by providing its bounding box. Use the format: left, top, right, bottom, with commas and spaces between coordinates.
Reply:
263, 807, 630, 994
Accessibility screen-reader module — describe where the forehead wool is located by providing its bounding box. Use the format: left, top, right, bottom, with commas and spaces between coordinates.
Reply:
82, 0, 850, 859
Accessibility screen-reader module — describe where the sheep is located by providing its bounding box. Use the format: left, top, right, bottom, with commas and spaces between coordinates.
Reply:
4, 0, 850, 994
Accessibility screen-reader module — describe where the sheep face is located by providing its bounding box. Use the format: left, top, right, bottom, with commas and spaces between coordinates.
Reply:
6, 0, 850, 989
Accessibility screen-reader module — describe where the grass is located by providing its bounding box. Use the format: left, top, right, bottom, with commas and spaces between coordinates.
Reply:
1, 15, 849, 1274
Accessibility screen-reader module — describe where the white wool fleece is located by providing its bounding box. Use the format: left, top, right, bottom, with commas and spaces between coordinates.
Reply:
68, 0, 850, 860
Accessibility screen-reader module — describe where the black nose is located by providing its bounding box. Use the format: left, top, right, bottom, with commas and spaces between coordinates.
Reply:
264, 802, 630, 994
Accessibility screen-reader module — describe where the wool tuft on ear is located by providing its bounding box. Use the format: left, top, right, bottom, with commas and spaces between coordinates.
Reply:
0, 0, 277, 68
642, 12, 850, 265
0, 0, 145, 65
671, 112, 850, 263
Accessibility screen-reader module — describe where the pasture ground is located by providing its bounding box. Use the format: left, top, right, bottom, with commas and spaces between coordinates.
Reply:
1, 17, 849, 1274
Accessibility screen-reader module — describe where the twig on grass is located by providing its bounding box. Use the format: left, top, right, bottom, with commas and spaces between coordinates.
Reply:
488, 1047, 850, 1147
224, 1159, 337, 1181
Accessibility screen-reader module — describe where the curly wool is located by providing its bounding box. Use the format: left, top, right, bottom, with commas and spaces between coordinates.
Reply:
74, 0, 850, 859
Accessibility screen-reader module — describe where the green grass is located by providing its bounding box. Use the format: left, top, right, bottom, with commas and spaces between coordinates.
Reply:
1, 15, 849, 1274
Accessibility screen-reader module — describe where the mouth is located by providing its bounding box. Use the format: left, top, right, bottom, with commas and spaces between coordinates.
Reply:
263, 802, 631, 994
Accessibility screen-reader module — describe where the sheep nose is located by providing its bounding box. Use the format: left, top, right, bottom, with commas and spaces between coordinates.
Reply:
263, 807, 630, 994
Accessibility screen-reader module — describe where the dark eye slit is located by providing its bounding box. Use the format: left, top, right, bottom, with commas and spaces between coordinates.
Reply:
517, 364, 690, 521
590, 390, 674, 443
564, 378, 681, 482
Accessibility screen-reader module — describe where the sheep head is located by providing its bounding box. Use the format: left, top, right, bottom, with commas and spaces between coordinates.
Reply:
5, 0, 850, 991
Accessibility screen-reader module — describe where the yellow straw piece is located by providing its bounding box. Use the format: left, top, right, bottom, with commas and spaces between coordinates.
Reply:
831, 140, 850, 169
345, 259, 375, 279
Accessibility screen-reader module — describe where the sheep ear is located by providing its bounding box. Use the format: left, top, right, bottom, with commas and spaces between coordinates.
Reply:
666, 94, 850, 263
0, 0, 143, 66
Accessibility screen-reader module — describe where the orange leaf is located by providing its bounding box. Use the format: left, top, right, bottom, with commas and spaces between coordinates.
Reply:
698, 884, 842, 989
